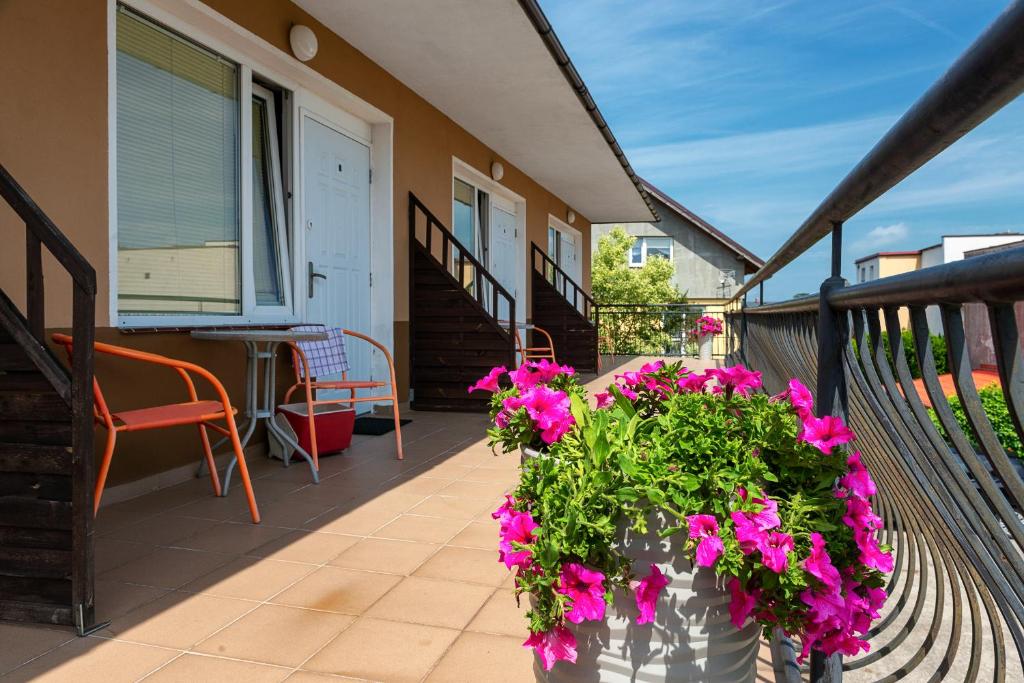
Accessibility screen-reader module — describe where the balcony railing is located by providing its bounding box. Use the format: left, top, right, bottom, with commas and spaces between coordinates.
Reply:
598, 303, 730, 359
726, 2, 1024, 680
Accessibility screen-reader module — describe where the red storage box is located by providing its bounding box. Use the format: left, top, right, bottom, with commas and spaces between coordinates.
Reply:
276, 402, 355, 458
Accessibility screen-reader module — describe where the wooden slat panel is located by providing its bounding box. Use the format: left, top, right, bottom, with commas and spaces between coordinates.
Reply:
0, 443, 73, 475
0, 498, 73, 530
0, 473, 72, 501
531, 271, 598, 372
0, 575, 71, 606
0, 420, 72, 446
0, 547, 72, 579
0, 343, 35, 371
0, 599, 72, 626
0, 526, 72, 551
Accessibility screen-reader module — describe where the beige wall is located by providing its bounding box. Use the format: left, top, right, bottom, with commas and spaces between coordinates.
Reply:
0, 0, 595, 486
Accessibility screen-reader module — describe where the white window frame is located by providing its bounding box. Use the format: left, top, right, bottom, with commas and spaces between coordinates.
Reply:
629, 235, 673, 267
547, 215, 582, 280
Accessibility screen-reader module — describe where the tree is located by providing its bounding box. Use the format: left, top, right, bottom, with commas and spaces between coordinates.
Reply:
592, 227, 686, 355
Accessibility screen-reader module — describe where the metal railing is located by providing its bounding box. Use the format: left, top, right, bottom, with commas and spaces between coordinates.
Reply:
598, 303, 721, 357
726, 2, 1024, 680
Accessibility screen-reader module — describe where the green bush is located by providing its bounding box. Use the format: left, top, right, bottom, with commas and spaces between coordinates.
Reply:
867, 330, 948, 379
929, 384, 1021, 458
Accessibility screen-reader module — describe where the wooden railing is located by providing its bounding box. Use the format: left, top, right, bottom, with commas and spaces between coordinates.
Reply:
0, 162, 98, 635
530, 242, 596, 321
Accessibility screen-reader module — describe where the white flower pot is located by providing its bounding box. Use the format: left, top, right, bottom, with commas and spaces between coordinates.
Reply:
698, 333, 714, 362
535, 513, 759, 682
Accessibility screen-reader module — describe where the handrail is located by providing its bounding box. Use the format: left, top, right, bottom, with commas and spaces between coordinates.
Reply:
734, 1, 1024, 300
408, 192, 516, 340
530, 242, 596, 321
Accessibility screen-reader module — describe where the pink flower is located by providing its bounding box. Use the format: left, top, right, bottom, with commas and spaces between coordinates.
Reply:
730, 512, 767, 555
854, 528, 894, 573
498, 511, 538, 569
594, 391, 614, 409
728, 578, 759, 629
677, 371, 710, 393
468, 366, 506, 393
800, 587, 847, 624
781, 378, 814, 418
687, 514, 724, 567
524, 624, 577, 671
639, 360, 665, 374
843, 497, 882, 532
491, 495, 516, 530
798, 415, 855, 454
532, 359, 575, 382
758, 532, 794, 573
520, 385, 575, 444
707, 365, 762, 397
630, 564, 670, 625
557, 563, 607, 624
749, 497, 781, 530
839, 451, 877, 499
803, 532, 841, 590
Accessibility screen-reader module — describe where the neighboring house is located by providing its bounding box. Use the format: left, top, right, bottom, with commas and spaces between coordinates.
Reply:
854, 251, 921, 285
0, 0, 655, 489
591, 179, 763, 305
963, 240, 1024, 369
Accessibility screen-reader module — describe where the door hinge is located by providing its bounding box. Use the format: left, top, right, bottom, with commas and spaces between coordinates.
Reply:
369, 168, 373, 184
369, 272, 373, 287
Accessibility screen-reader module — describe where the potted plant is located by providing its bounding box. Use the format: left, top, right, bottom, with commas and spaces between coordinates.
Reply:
692, 315, 723, 361
470, 360, 891, 682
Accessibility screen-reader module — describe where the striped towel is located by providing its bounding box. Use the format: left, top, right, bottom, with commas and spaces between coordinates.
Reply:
291, 325, 349, 379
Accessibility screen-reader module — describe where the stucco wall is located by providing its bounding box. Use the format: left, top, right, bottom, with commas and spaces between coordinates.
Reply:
0, 0, 593, 487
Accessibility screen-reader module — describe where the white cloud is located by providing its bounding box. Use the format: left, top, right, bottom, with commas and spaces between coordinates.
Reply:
866, 222, 909, 245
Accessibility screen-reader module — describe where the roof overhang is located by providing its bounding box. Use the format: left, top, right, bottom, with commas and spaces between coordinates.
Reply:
292, 0, 656, 223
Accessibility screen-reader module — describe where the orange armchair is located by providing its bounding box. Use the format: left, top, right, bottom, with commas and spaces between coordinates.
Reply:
52, 334, 260, 524
514, 325, 557, 365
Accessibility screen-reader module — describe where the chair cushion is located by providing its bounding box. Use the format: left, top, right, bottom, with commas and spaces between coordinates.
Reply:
113, 400, 232, 431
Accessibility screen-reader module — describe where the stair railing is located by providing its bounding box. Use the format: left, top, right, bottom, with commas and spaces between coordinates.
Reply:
530, 242, 596, 323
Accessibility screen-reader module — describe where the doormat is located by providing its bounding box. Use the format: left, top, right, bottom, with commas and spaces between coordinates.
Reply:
353, 416, 412, 436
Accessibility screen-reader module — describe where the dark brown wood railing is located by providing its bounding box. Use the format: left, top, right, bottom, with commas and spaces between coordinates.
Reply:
530, 243, 599, 372
530, 242, 596, 321
0, 162, 98, 635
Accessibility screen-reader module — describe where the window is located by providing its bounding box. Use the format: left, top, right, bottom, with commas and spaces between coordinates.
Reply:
629, 236, 673, 266
116, 7, 291, 320
452, 177, 489, 293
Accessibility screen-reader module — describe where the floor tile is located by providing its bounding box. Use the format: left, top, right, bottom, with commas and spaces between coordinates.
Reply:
366, 577, 493, 630
104, 514, 217, 547
94, 579, 169, 623
309, 496, 418, 535
248, 530, 360, 564
408, 495, 492, 520
182, 557, 315, 600
414, 546, 511, 586
329, 538, 440, 575
5, 637, 178, 683
425, 632, 534, 683
194, 604, 353, 667
438, 479, 512, 499
94, 537, 157, 574
371, 514, 467, 544
100, 547, 233, 589
270, 566, 402, 615
0, 624, 74, 675
466, 589, 528, 637
103, 592, 254, 649
175, 521, 292, 555
304, 617, 458, 682
143, 653, 291, 682
448, 521, 499, 550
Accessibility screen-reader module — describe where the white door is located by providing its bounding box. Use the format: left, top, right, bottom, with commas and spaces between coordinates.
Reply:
560, 230, 582, 284
488, 197, 519, 322
302, 116, 373, 403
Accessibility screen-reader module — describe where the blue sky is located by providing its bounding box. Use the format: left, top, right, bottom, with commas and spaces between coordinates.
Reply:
544, 0, 1023, 301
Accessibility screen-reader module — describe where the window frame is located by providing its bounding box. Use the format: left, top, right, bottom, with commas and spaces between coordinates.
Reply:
629, 235, 673, 267
113, 5, 297, 328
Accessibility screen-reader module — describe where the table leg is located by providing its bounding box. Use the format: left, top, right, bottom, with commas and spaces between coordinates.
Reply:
197, 340, 259, 480
265, 341, 319, 484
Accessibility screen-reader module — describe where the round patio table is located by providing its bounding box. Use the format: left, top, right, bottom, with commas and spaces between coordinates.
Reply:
190, 328, 328, 494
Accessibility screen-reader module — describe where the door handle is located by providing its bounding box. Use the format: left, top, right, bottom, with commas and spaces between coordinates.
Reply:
308, 261, 327, 298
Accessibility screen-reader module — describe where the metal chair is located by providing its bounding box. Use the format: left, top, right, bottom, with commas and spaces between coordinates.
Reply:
513, 324, 557, 365
283, 326, 404, 461
52, 334, 260, 523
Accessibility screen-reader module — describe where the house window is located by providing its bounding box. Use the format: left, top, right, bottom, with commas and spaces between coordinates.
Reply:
115, 7, 291, 320
452, 177, 489, 293
629, 236, 673, 266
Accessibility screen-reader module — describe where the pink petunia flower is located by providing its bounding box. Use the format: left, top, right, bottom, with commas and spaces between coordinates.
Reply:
839, 451, 877, 499
798, 415, 856, 454
731, 512, 767, 555
677, 371, 710, 393
639, 360, 665, 374
468, 366, 506, 394
758, 532, 794, 573
842, 497, 882, 532
786, 378, 815, 418
557, 563, 607, 624
803, 532, 841, 590
687, 514, 724, 567
749, 497, 781, 530
524, 624, 577, 671
854, 528, 894, 573
800, 587, 847, 624
727, 578, 760, 629
498, 511, 538, 569
594, 391, 614, 409
630, 564, 670, 625
707, 365, 762, 397
491, 495, 516, 531
520, 385, 575, 444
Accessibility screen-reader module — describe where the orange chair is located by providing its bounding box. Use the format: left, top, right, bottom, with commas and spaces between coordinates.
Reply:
514, 325, 557, 365
284, 328, 404, 461
52, 334, 260, 523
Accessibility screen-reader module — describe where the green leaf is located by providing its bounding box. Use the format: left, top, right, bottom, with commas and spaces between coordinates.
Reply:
617, 452, 638, 478
616, 487, 639, 502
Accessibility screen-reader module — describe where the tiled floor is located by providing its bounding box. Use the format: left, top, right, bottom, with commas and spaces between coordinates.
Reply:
1, 356, 779, 682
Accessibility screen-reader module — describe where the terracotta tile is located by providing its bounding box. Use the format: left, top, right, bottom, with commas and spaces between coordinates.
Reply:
94, 537, 156, 574
366, 577, 493, 629
459, 466, 519, 483
425, 632, 534, 683
105, 514, 217, 547
271, 566, 401, 615
0, 623, 74, 675
175, 521, 292, 555
371, 514, 467, 544
439, 479, 512, 499
385, 476, 451, 497
195, 604, 353, 667
234, 499, 339, 528
5, 637, 177, 683
248, 530, 360, 564
414, 546, 511, 586
329, 538, 439, 575
304, 617, 458, 682
420, 462, 477, 479
408, 495, 492, 520
143, 653, 291, 682
100, 547, 233, 589
182, 557, 315, 600
310, 494, 421, 535
466, 589, 528, 637
104, 592, 254, 649
174, 494, 253, 521
448, 521, 500, 550
284, 672, 361, 682
94, 580, 169, 623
